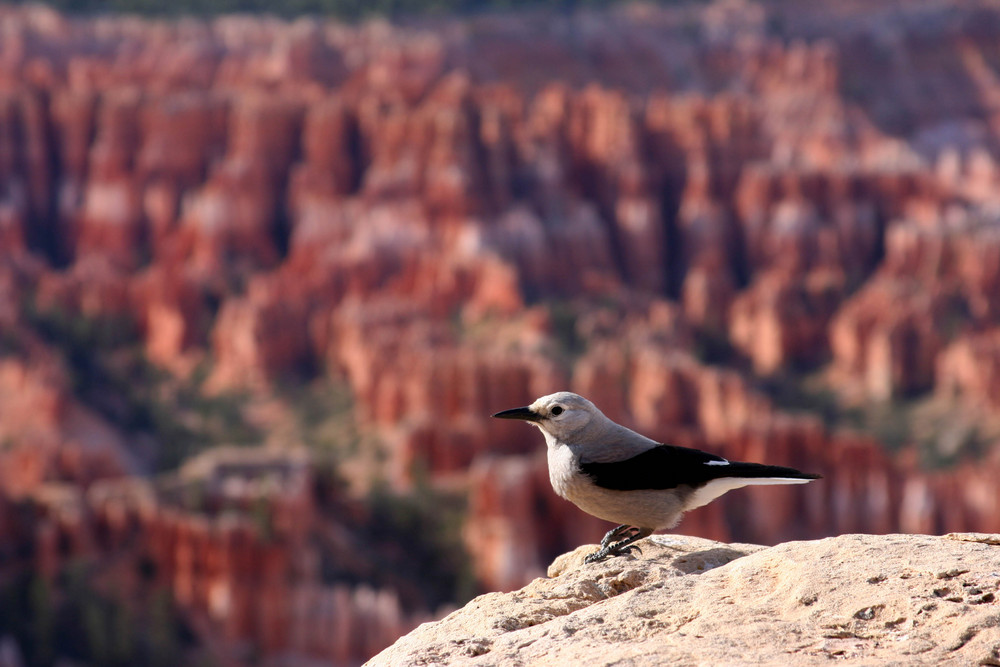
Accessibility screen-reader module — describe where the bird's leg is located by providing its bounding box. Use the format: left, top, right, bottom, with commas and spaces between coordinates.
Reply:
608, 527, 651, 556
600, 524, 633, 549
585, 528, 654, 564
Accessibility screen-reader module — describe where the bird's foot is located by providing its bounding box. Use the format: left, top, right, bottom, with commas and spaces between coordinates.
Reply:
584, 539, 645, 564
600, 524, 637, 549
618, 544, 642, 557
585, 527, 653, 564
584, 548, 611, 564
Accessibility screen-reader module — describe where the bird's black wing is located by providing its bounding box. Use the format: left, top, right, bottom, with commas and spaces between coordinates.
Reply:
579, 444, 820, 491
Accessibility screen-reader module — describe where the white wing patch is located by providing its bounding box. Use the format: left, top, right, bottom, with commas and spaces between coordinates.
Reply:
684, 476, 816, 511
705, 458, 729, 466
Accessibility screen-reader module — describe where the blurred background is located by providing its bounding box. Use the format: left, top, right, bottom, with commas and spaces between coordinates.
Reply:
1, 0, 1000, 664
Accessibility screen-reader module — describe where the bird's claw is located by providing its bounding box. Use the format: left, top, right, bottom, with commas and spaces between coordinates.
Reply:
600, 525, 643, 549
600, 524, 631, 549
584, 539, 644, 564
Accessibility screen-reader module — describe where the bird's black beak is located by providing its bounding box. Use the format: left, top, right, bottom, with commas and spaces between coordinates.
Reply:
492, 406, 541, 422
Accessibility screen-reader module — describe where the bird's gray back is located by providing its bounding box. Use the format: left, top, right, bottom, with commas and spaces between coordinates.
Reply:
563, 414, 660, 464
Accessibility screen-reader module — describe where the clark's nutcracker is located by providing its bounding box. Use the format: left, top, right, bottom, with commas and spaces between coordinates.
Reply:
493, 391, 821, 563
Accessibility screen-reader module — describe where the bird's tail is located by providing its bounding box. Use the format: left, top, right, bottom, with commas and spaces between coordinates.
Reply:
721, 462, 821, 482
684, 463, 820, 511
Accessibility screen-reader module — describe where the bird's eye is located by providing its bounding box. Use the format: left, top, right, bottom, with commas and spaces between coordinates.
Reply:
551, 406, 564, 416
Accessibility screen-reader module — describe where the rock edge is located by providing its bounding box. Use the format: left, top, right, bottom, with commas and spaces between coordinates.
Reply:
366, 533, 1000, 666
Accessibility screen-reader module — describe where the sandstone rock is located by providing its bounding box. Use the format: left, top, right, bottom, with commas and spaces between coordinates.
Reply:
173, 93, 303, 276
205, 272, 315, 391
936, 328, 1000, 410
289, 96, 359, 204
681, 259, 736, 335
80, 448, 430, 665
885, 210, 1000, 320
733, 166, 884, 282
132, 264, 210, 371
33, 255, 134, 320
368, 533, 1000, 666
0, 336, 133, 495
136, 92, 228, 189
729, 268, 845, 374
830, 278, 961, 399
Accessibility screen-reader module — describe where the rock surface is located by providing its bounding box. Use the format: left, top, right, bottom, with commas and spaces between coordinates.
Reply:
367, 533, 1000, 666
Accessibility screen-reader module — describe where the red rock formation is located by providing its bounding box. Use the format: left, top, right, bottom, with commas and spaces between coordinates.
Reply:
0, 203, 26, 256
729, 268, 845, 374
173, 94, 303, 277
884, 211, 1000, 319
75, 449, 429, 665
33, 255, 134, 320
289, 97, 359, 206
322, 299, 565, 486
206, 272, 315, 391
0, 337, 130, 496
132, 264, 211, 371
936, 328, 1000, 410
732, 164, 925, 284
681, 259, 736, 335
830, 278, 960, 399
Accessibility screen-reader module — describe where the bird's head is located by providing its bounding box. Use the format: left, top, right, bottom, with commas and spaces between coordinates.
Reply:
492, 391, 602, 442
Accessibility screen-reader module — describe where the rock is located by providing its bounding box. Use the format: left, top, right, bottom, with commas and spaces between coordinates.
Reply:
733, 166, 883, 280
132, 264, 211, 371
936, 328, 1000, 410
0, 334, 134, 496
884, 211, 1000, 320
729, 268, 845, 374
367, 533, 1000, 666
10, 446, 435, 666
945, 532, 1000, 545
829, 278, 959, 399
681, 260, 736, 335
205, 272, 315, 391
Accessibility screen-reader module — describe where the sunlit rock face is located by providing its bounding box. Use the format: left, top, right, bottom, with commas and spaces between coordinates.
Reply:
369, 533, 1000, 667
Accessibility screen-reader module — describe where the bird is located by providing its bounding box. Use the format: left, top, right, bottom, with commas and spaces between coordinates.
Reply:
492, 391, 821, 564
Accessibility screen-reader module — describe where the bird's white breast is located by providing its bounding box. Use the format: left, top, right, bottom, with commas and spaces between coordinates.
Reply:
546, 442, 579, 500
544, 442, 681, 529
